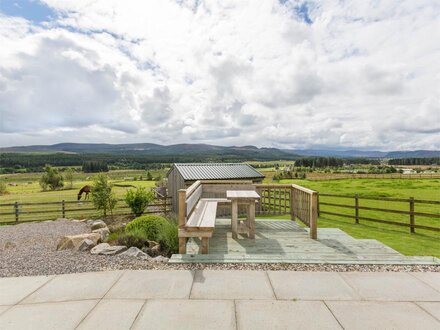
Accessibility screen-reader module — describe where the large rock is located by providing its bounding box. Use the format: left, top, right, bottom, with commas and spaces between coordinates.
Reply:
92, 227, 110, 242
108, 223, 126, 233
77, 239, 96, 252
91, 243, 127, 255
151, 256, 169, 263
90, 220, 107, 230
57, 233, 101, 251
120, 247, 148, 258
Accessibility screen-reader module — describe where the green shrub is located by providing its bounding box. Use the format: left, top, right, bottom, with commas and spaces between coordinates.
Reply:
125, 215, 178, 254
39, 165, 64, 191
0, 181, 7, 195
91, 173, 117, 216
124, 187, 155, 217
125, 215, 169, 242
158, 222, 178, 254
117, 229, 149, 249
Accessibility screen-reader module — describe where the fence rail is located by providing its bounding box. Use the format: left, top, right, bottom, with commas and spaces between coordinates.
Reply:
0, 197, 172, 224
318, 193, 439, 233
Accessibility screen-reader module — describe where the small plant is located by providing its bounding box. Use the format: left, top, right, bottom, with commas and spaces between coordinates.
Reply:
64, 168, 74, 189
91, 173, 117, 216
39, 165, 64, 191
124, 187, 155, 217
158, 221, 178, 254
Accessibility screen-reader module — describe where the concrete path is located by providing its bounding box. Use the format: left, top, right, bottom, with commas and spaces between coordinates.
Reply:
0, 270, 439, 329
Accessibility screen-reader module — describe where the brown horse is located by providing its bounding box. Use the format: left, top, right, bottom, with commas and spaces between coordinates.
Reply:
78, 185, 92, 200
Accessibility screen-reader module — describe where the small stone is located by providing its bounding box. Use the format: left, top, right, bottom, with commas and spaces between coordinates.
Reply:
57, 233, 101, 250
151, 256, 169, 263
120, 247, 148, 258
77, 239, 96, 252
147, 240, 159, 248
91, 220, 107, 230
150, 245, 161, 256
108, 223, 126, 233
90, 243, 127, 255
92, 227, 110, 242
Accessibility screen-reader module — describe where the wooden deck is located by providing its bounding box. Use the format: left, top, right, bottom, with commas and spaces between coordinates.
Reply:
170, 219, 440, 264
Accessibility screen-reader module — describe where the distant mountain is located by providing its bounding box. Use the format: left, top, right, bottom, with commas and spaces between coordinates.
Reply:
0, 143, 438, 159
0, 143, 298, 161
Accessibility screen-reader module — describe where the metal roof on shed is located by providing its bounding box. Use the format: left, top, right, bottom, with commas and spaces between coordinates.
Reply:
171, 163, 265, 181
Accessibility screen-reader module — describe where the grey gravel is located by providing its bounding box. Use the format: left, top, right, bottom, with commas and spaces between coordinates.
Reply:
0, 220, 439, 277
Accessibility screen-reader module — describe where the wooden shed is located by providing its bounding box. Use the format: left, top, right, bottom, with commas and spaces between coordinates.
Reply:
167, 163, 265, 213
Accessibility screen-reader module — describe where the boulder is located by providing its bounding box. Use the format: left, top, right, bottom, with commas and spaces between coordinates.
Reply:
151, 256, 169, 263
108, 223, 126, 233
92, 227, 110, 242
57, 233, 101, 251
91, 243, 127, 255
120, 247, 148, 258
77, 239, 96, 252
91, 220, 107, 230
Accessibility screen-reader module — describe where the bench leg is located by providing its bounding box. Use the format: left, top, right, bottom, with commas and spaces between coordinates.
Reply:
249, 202, 256, 239
201, 237, 209, 254
231, 200, 238, 239
179, 237, 187, 254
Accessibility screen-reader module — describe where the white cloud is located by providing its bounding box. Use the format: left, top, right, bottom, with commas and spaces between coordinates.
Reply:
0, 0, 439, 150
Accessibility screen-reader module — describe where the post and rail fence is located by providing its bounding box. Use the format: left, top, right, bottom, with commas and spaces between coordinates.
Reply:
0, 196, 172, 225
318, 193, 440, 233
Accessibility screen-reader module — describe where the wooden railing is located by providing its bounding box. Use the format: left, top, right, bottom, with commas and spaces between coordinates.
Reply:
0, 196, 172, 224
318, 193, 440, 233
256, 184, 318, 239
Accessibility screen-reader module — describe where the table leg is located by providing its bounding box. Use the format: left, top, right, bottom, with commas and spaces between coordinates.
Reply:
231, 199, 238, 239
249, 201, 256, 239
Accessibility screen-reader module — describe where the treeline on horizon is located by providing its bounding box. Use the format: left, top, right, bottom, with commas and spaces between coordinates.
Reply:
0, 152, 438, 174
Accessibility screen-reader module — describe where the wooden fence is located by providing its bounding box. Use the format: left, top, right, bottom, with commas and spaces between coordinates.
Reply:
0, 196, 172, 224
318, 193, 440, 233
255, 184, 318, 239
306, 173, 440, 181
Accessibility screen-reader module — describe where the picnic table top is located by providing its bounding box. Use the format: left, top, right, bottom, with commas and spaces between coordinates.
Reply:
226, 190, 260, 199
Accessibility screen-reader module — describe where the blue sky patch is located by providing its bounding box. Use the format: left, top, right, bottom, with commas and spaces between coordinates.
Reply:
295, 2, 313, 25
0, 0, 56, 23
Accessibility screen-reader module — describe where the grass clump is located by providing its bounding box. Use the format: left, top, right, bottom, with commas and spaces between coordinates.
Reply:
125, 215, 178, 254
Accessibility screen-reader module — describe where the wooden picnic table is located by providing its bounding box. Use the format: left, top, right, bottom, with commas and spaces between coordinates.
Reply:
226, 190, 260, 239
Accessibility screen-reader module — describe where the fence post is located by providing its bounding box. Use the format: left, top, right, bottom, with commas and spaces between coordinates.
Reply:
309, 192, 318, 239
14, 202, 19, 223
178, 189, 187, 254
355, 194, 359, 224
290, 186, 295, 221
317, 192, 320, 217
409, 197, 415, 233
62, 200, 65, 218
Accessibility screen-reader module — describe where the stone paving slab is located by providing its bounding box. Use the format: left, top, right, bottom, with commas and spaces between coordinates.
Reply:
132, 299, 236, 330
77, 299, 145, 330
327, 301, 440, 330
191, 270, 275, 300
105, 270, 194, 299
0, 300, 98, 330
268, 271, 360, 300
411, 272, 440, 292
417, 302, 440, 322
340, 272, 440, 301
0, 275, 53, 305
23, 271, 122, 304
236, 300, 342, 330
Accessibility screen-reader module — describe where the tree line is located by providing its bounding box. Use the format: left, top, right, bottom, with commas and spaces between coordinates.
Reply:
388, 157, 440, 166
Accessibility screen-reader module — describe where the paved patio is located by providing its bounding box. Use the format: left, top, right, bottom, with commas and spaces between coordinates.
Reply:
0, 270, 439, 329
171, 219, 440, 264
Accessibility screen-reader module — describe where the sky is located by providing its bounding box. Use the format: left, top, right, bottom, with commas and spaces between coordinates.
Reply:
0, 0, 439, 150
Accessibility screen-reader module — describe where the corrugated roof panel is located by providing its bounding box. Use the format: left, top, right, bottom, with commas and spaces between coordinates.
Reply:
172, 163, 265, 181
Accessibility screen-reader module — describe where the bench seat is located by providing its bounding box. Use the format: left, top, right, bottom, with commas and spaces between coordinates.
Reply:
186, 200, 217, 231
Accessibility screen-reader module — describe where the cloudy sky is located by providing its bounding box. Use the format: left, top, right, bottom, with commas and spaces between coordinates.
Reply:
0, 0, 439, 150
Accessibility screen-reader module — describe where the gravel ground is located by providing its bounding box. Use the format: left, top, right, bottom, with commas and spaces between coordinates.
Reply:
1, 220, 439, 277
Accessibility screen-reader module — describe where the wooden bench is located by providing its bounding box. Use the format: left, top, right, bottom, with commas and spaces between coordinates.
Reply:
178, 181, 219, 254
